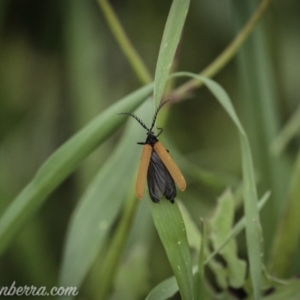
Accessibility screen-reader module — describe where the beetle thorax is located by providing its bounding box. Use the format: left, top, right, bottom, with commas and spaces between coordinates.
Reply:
145, 131, 158, 146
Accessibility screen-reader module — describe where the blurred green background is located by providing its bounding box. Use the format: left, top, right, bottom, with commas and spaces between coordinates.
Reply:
0, 0, 300, 299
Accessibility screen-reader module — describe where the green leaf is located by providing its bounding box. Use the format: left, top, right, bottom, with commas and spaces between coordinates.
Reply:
177, 201, 201, 251
270, 104, 300, 156
178, 200, 227, 290
148, 199, 194, 300
231, 1, 287, 256
153, 0, 190, 107
146, 192, 270, 299
171, 72, 262, 299
209, 190, 246, 288
59, 100, 153, 290
208, 258, 228, 290
269, 149, 300, 277
205, 191, 270, 264
145, 276, 179, 300
262, 280, 300, 300
179, 200, 228, 290
194, 219, 207, 300
0, 84, 152, 256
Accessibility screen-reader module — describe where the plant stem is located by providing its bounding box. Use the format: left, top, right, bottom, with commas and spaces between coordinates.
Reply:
97, 0, 152, 85
268, 151, 300, 277
171, 0, 274, 103
270, 104, 300, 156
97, 189, 139, 300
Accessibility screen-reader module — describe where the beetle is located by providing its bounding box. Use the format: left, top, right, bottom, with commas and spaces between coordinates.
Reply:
120, 100, 186, 203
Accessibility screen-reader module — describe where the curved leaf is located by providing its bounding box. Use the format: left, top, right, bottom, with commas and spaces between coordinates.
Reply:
148, 199, 194, 300
171, 72, 262, 298
59, 100, 153, 291
146, 192, 270, 299
0, 84, 153, 255
153, 0, 190, 107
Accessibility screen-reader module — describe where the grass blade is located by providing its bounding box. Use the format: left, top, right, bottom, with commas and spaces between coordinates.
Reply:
231, 1, 287, 256
171, 72, 263, 298
194, 219, 207, 300
270, 104, 300, 156
97, 0, 152, 84
148, 198, 194, 300
59, 101, 153, 291
0, 84, 152, 255
269, 149, 300, 277
153, 0, 190, 107
146, 191, 270, 299
145, 276, 179, 300
209, 190, 246, 288
97, 190, 138, 300
205, 191, 270, 264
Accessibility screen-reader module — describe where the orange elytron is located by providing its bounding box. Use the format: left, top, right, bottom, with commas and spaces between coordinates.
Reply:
120, 100, 186, 203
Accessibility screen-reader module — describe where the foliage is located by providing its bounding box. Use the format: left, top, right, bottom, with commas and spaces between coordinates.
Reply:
0, 0, 300, 299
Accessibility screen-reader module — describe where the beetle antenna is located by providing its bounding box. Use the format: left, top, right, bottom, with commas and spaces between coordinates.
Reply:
119, 112, 149, 131
149, 99, 170, 131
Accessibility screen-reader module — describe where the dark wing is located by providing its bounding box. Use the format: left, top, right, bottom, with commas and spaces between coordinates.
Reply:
147, 151, 176, 203
164, 170, 177, 203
